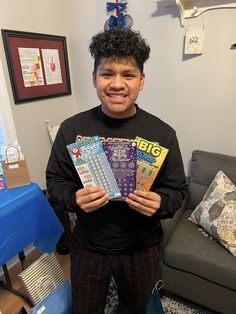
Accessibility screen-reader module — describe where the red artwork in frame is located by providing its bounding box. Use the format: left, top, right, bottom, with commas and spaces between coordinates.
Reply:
1, 29, 71, 104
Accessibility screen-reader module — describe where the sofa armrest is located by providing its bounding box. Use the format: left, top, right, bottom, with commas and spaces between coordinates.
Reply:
160, 195, 187, 248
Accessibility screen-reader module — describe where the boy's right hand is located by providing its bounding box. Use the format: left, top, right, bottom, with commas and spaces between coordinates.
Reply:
75, 186, 109, 213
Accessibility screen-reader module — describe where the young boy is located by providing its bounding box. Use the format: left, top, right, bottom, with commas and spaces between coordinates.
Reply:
46, 27, 187, 313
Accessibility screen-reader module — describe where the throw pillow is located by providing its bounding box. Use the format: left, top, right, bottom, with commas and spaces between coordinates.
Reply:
189, 170, 236, 257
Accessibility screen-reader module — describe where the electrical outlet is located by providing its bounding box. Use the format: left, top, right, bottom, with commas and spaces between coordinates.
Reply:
184, 28, 205, 55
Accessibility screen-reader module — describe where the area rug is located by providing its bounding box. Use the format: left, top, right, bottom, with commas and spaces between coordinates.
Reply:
105, 278, 206, 314
161, 296, 204, 314
105, 295, 204, 314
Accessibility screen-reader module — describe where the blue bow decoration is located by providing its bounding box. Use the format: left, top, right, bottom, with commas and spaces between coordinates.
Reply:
108, 13, 125, 28
106, 2, 127, 15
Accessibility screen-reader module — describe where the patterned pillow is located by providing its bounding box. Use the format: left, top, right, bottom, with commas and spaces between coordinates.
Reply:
189, 170, 236, 257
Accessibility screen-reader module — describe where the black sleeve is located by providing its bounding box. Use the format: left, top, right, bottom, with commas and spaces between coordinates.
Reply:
46, 126, 82, 212
153, 134, 188, 219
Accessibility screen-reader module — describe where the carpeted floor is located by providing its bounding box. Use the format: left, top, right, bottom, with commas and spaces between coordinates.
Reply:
105, 294, 212, 314
161, 296, 204, 314
105, 295, 206, 314
104, 278, 215, 314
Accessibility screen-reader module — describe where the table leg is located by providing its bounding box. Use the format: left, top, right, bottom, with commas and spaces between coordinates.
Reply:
2, 263, 12, 288
0, 251, 26, 289
0, 275, 34, 308
18, 250, 26, 270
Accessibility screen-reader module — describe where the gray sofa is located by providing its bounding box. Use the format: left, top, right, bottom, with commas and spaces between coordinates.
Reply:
161, 150, 236, 314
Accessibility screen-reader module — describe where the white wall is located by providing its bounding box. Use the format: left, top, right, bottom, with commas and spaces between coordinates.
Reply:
1, 1, 235, 187
0, 0, 77, 188
68, 1, 236, 174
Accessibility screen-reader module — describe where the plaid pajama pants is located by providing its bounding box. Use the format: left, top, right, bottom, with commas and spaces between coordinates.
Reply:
70, 240, 160, 314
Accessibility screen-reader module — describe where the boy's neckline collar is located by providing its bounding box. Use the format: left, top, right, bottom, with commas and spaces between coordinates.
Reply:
98, 104, 139, 123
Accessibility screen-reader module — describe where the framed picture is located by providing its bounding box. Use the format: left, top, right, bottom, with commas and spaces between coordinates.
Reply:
1, 29, 71, 104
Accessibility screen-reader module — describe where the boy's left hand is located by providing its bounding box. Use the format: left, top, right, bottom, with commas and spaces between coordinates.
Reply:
125, 190, 161, 217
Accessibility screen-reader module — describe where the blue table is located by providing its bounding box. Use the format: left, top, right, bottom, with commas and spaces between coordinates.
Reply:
0, 183, 64, 285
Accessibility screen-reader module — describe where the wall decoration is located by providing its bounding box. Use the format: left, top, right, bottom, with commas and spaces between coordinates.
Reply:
184, 28, 205, 55
104, 1, 133, 30
1, 29, 71, 104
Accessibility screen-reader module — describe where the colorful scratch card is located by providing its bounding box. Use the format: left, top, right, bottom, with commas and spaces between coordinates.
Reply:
103, 141, 137, 199
67, 141, 97, 188
67, 136, 121, 200
135, 136, 169, 191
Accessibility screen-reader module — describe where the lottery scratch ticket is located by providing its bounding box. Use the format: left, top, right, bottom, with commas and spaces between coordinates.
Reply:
67, 141, 96, 188
67, 136, 121, 200
135, 136, 168, 191
103, 141, 137, 199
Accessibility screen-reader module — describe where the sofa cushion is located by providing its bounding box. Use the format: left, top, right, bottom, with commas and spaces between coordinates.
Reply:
163, 210, 236, 291
187, 150, 236, 209
189, 170, 236, 257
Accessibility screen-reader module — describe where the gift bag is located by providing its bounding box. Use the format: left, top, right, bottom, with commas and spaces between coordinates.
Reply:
147, 280, 164, 314
30, 280, 72, 314
19, 253, 71, 313
2, 145, 30, 189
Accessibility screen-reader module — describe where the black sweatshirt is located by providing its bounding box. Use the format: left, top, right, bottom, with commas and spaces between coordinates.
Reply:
46, 105, 187, 254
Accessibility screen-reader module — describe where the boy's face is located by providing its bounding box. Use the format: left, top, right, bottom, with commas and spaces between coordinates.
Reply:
93, 57, 145, 119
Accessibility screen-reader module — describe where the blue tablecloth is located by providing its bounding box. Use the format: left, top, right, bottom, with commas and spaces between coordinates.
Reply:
0, 183, 64, 266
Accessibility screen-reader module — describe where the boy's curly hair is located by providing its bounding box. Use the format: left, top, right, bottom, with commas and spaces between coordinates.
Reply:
89, 28, 150, 73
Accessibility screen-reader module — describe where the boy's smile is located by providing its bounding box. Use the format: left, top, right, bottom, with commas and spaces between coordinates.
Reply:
93, 57, 145, 119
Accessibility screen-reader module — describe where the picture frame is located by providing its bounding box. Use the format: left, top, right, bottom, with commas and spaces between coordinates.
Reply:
1, 29, 71, 104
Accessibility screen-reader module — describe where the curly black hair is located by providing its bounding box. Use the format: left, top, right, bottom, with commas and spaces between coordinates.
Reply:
89, 27, 150, 73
